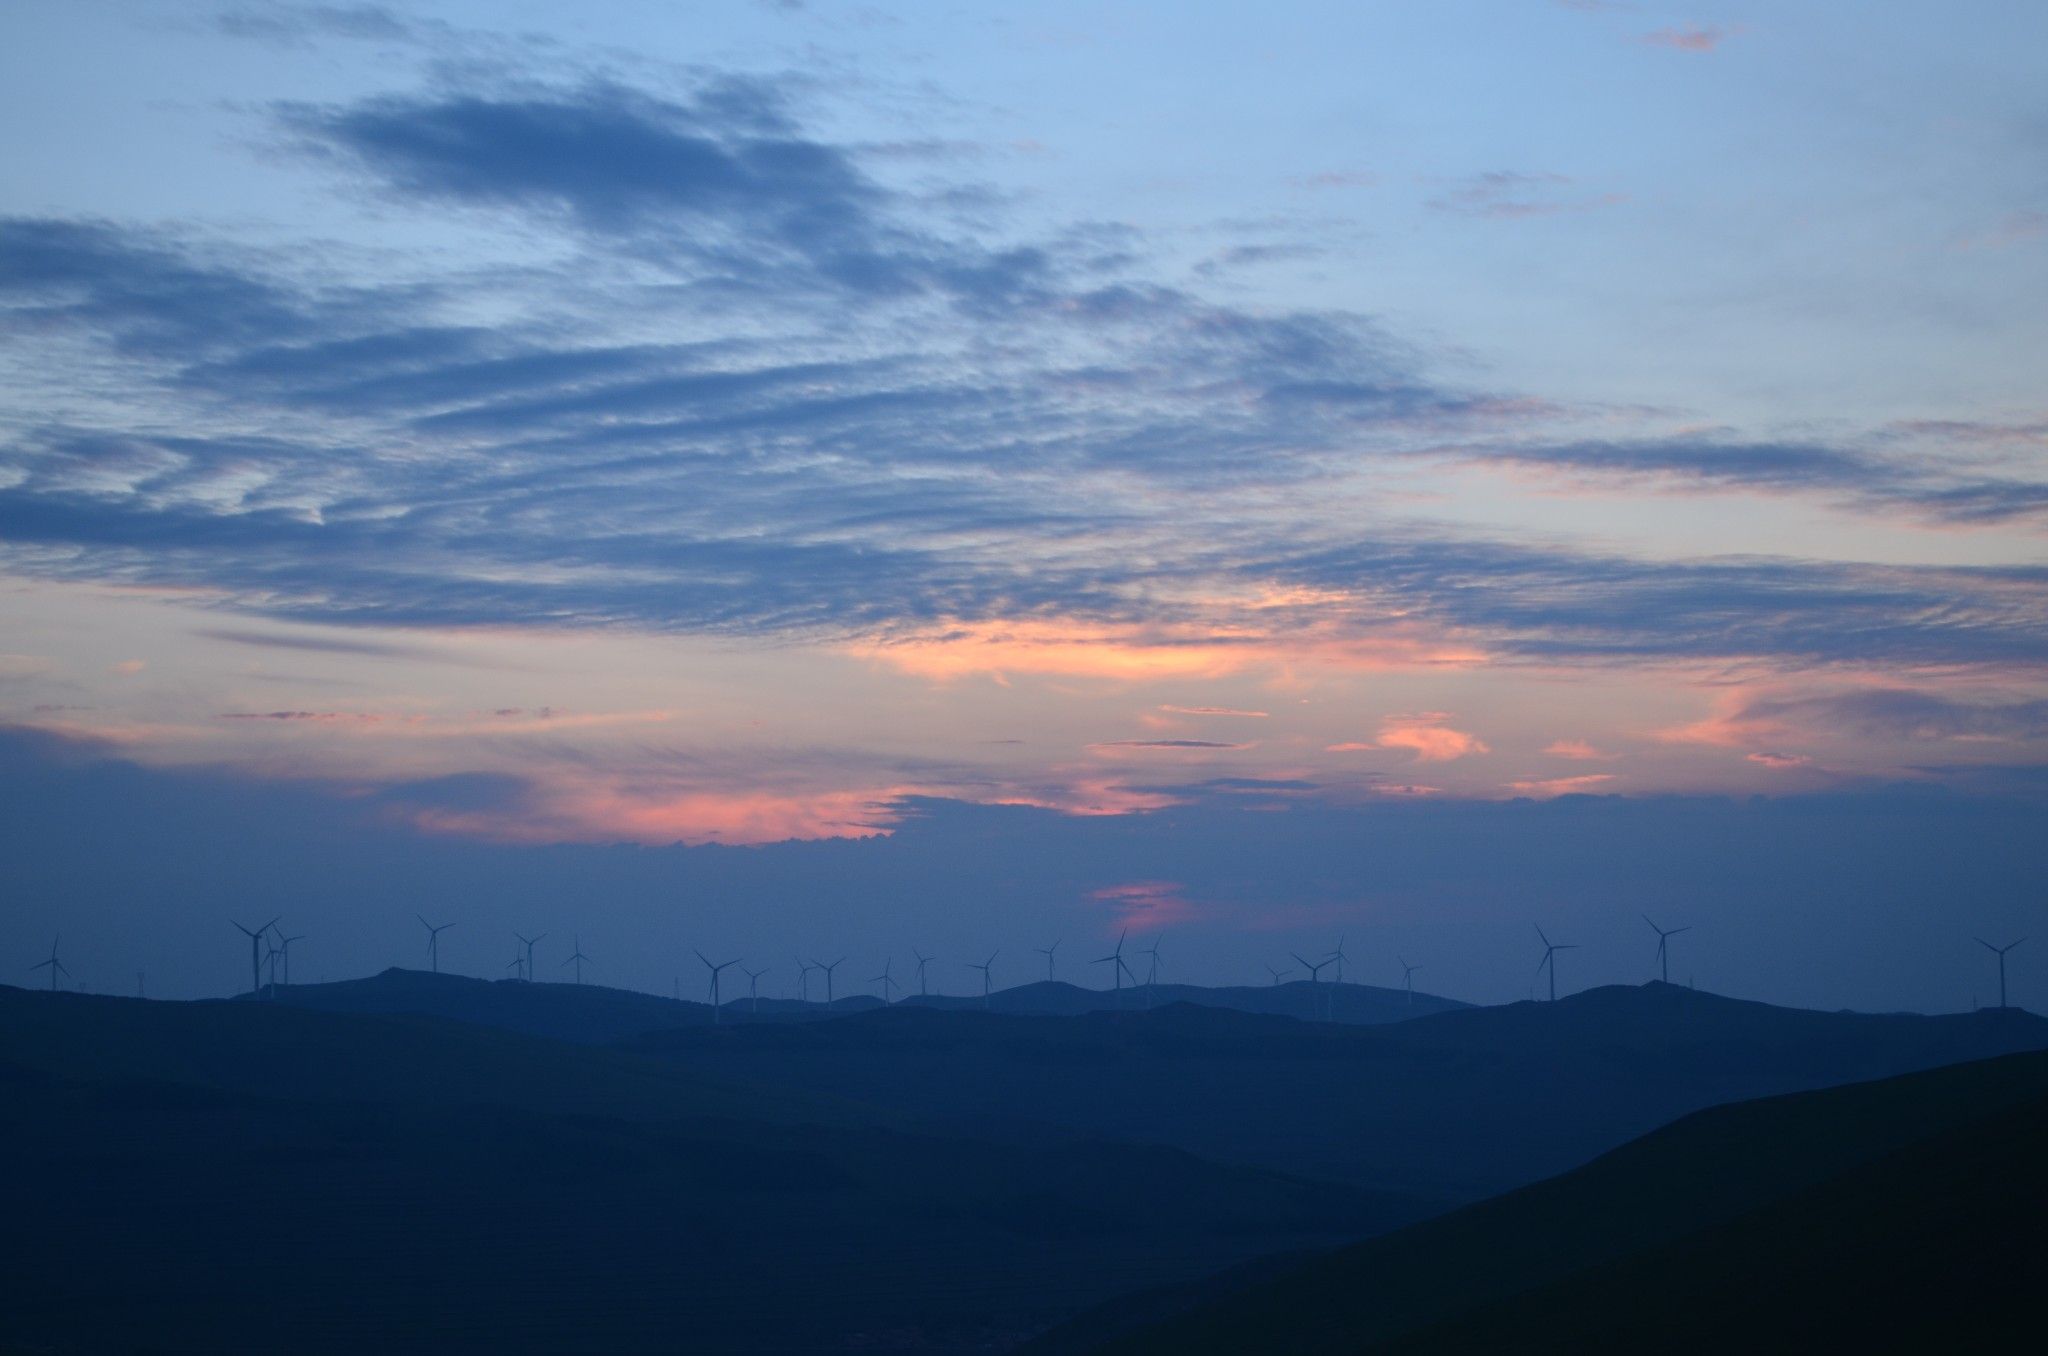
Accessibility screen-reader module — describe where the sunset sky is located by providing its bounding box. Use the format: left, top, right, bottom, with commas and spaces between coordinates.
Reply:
3, 2, 2044, 1006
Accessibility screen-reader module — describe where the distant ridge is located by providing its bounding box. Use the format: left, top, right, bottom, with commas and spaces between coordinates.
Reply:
899, 977, 1469, 1023
251, 967, 1465, 1046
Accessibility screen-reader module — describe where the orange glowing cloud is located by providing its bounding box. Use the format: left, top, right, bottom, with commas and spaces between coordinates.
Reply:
1544, 739, 1615, 761
1506, 773, 1615, 797
404, 779, 916, 847
857, 611, 1486, 684
1334, 711, 1490, 763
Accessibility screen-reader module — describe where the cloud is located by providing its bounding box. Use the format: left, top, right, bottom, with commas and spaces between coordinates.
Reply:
1427, 172, 1626, 219
1506, 773, 1615, 796
1160, 705, 1270, 718
1088, 880, 1198, 933
1337, 712, 1490, 763
1090, 739, 1249, 750
282, 80, 1055, 306
1663, 687, 2048, 754
1544, 739, 1613, 761
1464, 436, 2048, 525
1643, 25, 1736, 53
3, 78, 2046, 687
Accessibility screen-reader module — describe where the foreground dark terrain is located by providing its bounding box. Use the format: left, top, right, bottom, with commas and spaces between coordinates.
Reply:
2, 976, 2042, 1353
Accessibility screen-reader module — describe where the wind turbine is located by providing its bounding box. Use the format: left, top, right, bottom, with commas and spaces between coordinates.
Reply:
1140, 940, 1163, 987
869, 958, 899, 1004
1535, 926, 1577, 1002
1643, 915, 1690, 984
417, 916, 455, 974
812, 956, 845, 1005
1291, 951, 1334, 1019
743, 965, 770, 1014
1326, 935, 1348, 985
1093, 930, 1136, 1002
1399, 956, 1421, 1004
1977, 937, 2026, 1011
516, 932, 545, 983
272, 932, 305, 988
506, 954, 526, 982
1036, 939, 1060, 983
29, 937, 69, 992
696, 950, 739, 1021
796, 957, 817, 1003
561, 935, 591, 985
967, 950, 998, 1008
912, 950, 936, 997
231, 917, 280, 998
1265, 962, 1290, 986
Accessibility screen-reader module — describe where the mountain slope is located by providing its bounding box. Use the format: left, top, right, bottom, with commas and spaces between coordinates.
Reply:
1041, 1046, 2048, 1355
628, 985, 2048, 1198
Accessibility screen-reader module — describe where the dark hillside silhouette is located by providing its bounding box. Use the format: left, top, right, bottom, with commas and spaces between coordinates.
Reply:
629, 983, 2048, 1197
1036, 1049, 2048, 1354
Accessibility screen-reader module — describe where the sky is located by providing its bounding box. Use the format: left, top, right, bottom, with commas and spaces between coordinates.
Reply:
1, 1, 2044, 1008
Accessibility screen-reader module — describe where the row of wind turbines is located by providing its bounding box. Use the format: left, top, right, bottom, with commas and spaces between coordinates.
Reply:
18, 915, 2030, 1013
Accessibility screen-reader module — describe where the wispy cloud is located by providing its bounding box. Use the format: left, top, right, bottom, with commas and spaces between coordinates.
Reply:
1643, 25, 1737, 53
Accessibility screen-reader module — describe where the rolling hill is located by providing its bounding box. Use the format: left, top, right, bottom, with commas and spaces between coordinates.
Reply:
1031, 1047, 2048, 1354
0, 984, 1435, 1354
627, 983, 2048, 1198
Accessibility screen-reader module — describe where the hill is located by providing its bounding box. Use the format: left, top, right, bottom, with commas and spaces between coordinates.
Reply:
257, 970, 1463, 1046
1035, 1047, 2048, 1354
0, 985, 1435, 1354
627, 984, 2048, 1199
900, 978, 1467, 1023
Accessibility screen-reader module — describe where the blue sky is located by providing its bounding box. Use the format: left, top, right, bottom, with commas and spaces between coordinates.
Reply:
1, 2, 2043, 1005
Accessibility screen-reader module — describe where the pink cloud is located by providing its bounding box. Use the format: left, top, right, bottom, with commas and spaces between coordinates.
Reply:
1746, 751, 1813, 769
1088, 880, 1198, 933
1339, 711, 1490, 763
109, 659, 146, 675
1507, 773, 1615, 797
1160, 704, 1270, 718
1544, 739, 1615, 761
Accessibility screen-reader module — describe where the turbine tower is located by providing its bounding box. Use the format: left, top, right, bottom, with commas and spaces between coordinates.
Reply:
1326, 935, 1348, 984
231, 917, 280, 998
516, 932, 545, 983
912, 950, 936, 997
1976, 937, 2026, 1011
1535, 926, 1577, 1002
561, 935, 591, 985
1291, 951, 1334, 1019
796, 957, 817, 1003
812, 956, 845, 1005
1399, 956, 1421, 1004
1036, 939, 1060, 982
1643, 915, 1690, 984
417, 916, 455, 974
506, 954, 525, 982
743, 965, 770, 1014
696, 950, 739, 1021
869, 958, 898, 1004
273, 932, 305, 988
1093, 930, 1136, 1002
967, 950, 998, 1008
29, 936, 69, 992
